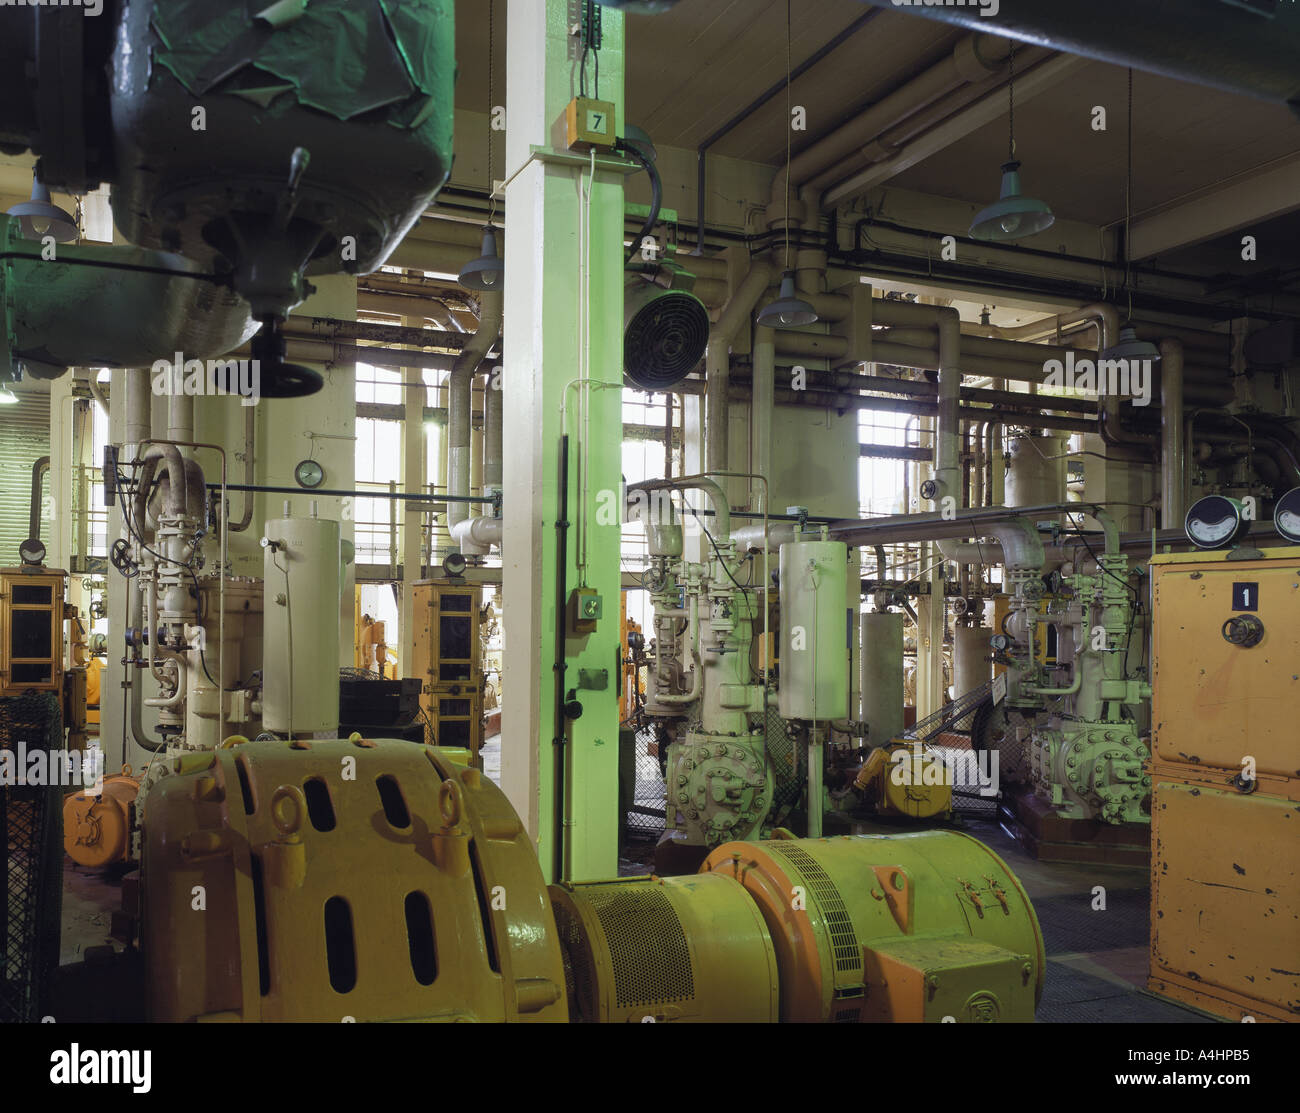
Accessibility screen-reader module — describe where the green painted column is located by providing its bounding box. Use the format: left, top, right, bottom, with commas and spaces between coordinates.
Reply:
501, 0, 624, 881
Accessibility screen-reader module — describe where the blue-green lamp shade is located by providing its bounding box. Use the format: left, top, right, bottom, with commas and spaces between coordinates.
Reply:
756, 271, 818, 329
969, 161, 1055, 241
1101, 326, 1161, 362
6, 173, 77, 242
458, 226, 504, 291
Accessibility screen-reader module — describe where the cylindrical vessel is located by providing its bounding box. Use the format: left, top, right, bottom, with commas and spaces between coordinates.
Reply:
549, 873, 779, 1022
263, 516, 340, 737
703, 831, 1046, 1022
185, 577, 264, 749
860, 611, 905, 746
953, 623, 992, 701
778, 540, 849, 721
1005, 432, 1067, 509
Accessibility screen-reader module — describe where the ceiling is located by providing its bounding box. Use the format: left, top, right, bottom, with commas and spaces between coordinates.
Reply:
452, 1, 1300, 241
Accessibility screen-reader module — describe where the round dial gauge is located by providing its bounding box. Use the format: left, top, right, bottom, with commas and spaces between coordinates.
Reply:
18, 536, 46, 565
1274, 487, 1300, 545
294, 459, 325, 489
1184, 495, 1248, 550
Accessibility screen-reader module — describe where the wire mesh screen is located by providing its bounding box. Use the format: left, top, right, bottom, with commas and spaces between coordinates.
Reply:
1, 693, 64, 1023
913, 684, 1001, 818
622, 725, 666, 837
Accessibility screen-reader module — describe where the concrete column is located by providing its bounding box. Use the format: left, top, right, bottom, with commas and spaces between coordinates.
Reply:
502, 0, 624, 881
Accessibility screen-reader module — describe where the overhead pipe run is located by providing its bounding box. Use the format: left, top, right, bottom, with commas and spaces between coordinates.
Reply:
851, 0, 1300, 114
448, 290, 503, 532
706, 261, 773, 475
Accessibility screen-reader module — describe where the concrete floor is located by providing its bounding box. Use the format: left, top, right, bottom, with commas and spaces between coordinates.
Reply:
52, 749, 1212, 1022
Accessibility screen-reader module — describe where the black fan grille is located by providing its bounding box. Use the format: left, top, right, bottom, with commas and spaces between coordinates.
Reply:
625, 291, 708, 390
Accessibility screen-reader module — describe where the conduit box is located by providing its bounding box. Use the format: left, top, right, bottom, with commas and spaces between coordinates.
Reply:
565, 97, 617, 152
568, 587, 602, 635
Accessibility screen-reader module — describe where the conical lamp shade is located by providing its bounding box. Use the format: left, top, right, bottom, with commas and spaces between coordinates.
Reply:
969, 161, 1054, 241
7, 173, 77, 242
1101, 325, 1161, 362
756, 271, 817, 329
458, 226, 504, 291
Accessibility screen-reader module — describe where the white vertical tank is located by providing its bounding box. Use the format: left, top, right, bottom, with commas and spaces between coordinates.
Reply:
1005, 433, 1066, 509
953, 623, 992, 701
778, 540, 848, 721
860, 611, 904, 746
262, 513, 341, 737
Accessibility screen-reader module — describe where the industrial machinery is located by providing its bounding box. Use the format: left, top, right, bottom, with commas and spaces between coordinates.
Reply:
628, 479, 776, 861
1146, 531, 1300, 1022
0, 0, 457, 395
138, 739, 568, 1022
64, 765, 141, 869
134, 736, 1045, 1022
411, 578, 486, 764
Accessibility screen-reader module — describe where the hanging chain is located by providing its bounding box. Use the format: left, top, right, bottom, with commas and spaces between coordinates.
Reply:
784, 0, 792, 271
1126, 67, 1134, 320
1007, 44, 1016, 162
487, 0, 496, 223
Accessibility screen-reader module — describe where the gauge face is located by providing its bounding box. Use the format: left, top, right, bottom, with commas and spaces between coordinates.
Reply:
294, 459, 325, 489
1275, 487, 1300, 545
18, 536, 45, 565
1184, 495, 1247, 549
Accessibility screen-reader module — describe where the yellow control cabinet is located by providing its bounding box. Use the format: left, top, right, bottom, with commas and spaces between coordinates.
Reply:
1147, 548, 1300, 1022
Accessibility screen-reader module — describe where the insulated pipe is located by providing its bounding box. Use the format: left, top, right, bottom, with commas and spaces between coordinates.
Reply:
706, 263, 773, 475
751, 324, 775, 513
485, 375, 503, 493
730, 522, 798, 553
228, 405, 256, 533
768, 32, 1011, 214
872, 301, 962, 502
628, 476, 730, 539
28, 456, 49, 547
167, 391, 194, 445
1159, 338, 1185, 530
450, 516, 503, 557
124, 368, 151, 447
448, 290, 503, 530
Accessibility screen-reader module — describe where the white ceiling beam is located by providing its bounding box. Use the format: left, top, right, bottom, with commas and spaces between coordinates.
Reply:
1128, 153, 1300, 260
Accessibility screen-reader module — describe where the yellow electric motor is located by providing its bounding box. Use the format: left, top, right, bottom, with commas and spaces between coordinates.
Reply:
140, 738, 567, 1022
549, 873, 779, 1022
853, 741, 953, 820
64, 766, 139, 868
703, 830, 1045, 1022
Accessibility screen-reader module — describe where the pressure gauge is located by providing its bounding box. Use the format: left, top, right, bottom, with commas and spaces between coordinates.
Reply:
294, 459, 325, 489
18, 536, 46, 566
1184, 495, 1250, 550
1274, 487, 1300, 545
443, 553, 467, 578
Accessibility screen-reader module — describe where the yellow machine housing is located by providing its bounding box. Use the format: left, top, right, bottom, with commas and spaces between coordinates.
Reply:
0, 567, 69, 696
703, 830, 1045, 1022
140, 738, 566, 1021
853, 741, 953, 820
1147, 547, 1299, 1022
550, 873, 780, 1022
64, 766, 140, 868
411, 579, 484, 764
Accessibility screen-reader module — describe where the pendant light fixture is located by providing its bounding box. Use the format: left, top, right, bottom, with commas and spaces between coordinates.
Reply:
756, 0, 817, 330
1102, 69, 1160, 364
7, 169, 78, 242
969, 46, 1054, 242
459, 0, 504, 292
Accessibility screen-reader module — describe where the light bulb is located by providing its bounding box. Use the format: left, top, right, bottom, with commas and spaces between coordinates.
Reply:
1000, 214, 1022, 235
